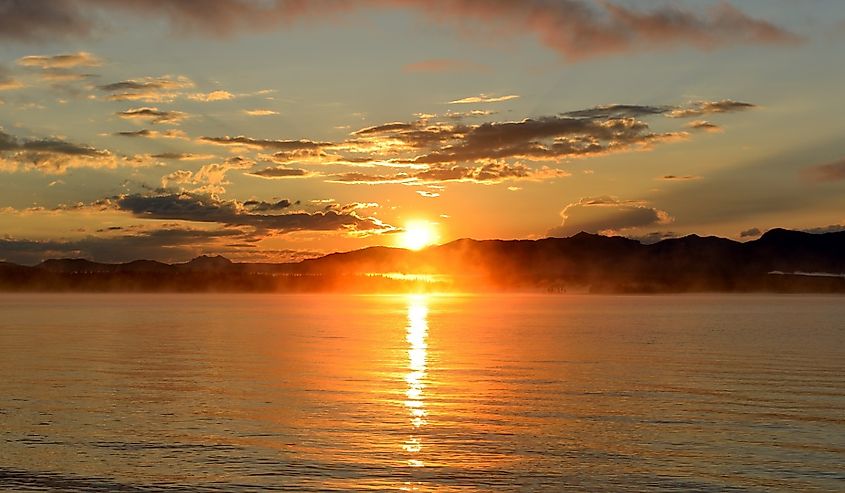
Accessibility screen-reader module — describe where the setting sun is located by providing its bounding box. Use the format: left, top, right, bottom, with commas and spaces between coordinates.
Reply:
400, 221, 439, 251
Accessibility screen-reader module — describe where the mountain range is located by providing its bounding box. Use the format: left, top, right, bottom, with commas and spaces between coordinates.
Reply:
1, 228, 844, 293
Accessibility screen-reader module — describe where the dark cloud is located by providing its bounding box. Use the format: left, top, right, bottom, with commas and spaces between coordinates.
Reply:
804, 158, 845, 182
802, 224, 845, 234
0, 0, 92, 41
0, 1, 798, 60
196, 98, 753, 186
740, 227, 762, 238
117, 107, 187, 124
243, 199, 292, 212
549, 196, 672, 237
564, 102, 752, 122
111, 192, 393, 234
562, 104, 671, 119
113, 129, 188, 140
405, 116, 684, 165
98, 75, 193, 102
200, 136, 330, 151
660, 175, 701, 181
246, 166, 311, 179
150, 152, 212, 161
0, 129, 115, 173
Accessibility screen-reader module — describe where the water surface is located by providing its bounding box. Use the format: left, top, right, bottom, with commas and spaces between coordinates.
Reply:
0, 294, 843, 492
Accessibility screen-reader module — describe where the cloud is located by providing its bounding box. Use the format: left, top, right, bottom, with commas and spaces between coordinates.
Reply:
660, 174, 701, 181
98, 75, 194, 102
0, 2, 798, 60
114, 129, 189, 140
626, 231, 680, 244
16, 51, 102, 69
200, 136, 330, 151
565, 101, 754, 121
0, 0, 93, 42
110, 192, 394, 234
150, 152, 214, 161
187, 90, 234, 102
549, 196, 672, 237
442, 109, 497, 120
243, 109, 279, 116
685, 120, 722, 133
199, 99, 751, 185
329, 162, 568, 185
245, 166, 312, 179
403, 59, 488, 73
740, 227, 761, 238
160, 169, 194, 188
242, 199, 292, 212
804, 158, 845, 182
668, 100, 756, 118
116, 107, 188, 125
802, 224, 845, 234
416, 190, 440, 198
0, 129, 118, 173
562, 104, 671, 119
448, 94, 520, 104
403, 116, 686, 165
160, 156, 254, 194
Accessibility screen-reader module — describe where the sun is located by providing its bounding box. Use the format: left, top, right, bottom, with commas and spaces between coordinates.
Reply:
399, 220, 439, 251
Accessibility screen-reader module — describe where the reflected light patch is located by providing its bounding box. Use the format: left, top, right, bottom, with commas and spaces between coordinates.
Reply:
403, 295, 429, 467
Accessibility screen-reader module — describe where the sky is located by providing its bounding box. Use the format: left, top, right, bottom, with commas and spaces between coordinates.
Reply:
0, 0, 844, 264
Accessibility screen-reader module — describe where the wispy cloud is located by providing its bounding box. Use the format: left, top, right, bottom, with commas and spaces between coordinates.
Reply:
245, 166, 312, 179
668, 100, 756, 118
448, 94, 519, 104
16, 51, 102, 69
660, 175, 701, 181
243, 109, 279, 116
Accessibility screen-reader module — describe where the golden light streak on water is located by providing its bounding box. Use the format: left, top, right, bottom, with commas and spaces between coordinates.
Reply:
403, 295, 429, 468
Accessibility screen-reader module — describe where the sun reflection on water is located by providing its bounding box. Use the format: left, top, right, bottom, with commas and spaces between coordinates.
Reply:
403, 295, 429, 469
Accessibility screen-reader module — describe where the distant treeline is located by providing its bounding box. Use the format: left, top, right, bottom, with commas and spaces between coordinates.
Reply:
1, 228, 844, 293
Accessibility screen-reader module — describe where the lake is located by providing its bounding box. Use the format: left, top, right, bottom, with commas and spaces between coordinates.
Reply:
0, 294, 843, 492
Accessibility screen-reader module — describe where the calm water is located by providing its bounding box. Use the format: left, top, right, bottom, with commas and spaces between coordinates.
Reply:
0, 294, 843, 492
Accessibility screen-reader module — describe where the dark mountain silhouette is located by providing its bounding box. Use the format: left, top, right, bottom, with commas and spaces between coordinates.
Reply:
1, 228, 844, 293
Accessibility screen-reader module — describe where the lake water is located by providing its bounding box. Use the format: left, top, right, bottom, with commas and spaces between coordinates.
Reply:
0, 294, 843, 492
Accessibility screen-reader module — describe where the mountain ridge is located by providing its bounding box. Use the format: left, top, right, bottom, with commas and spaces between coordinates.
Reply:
1, 229, 844, 293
